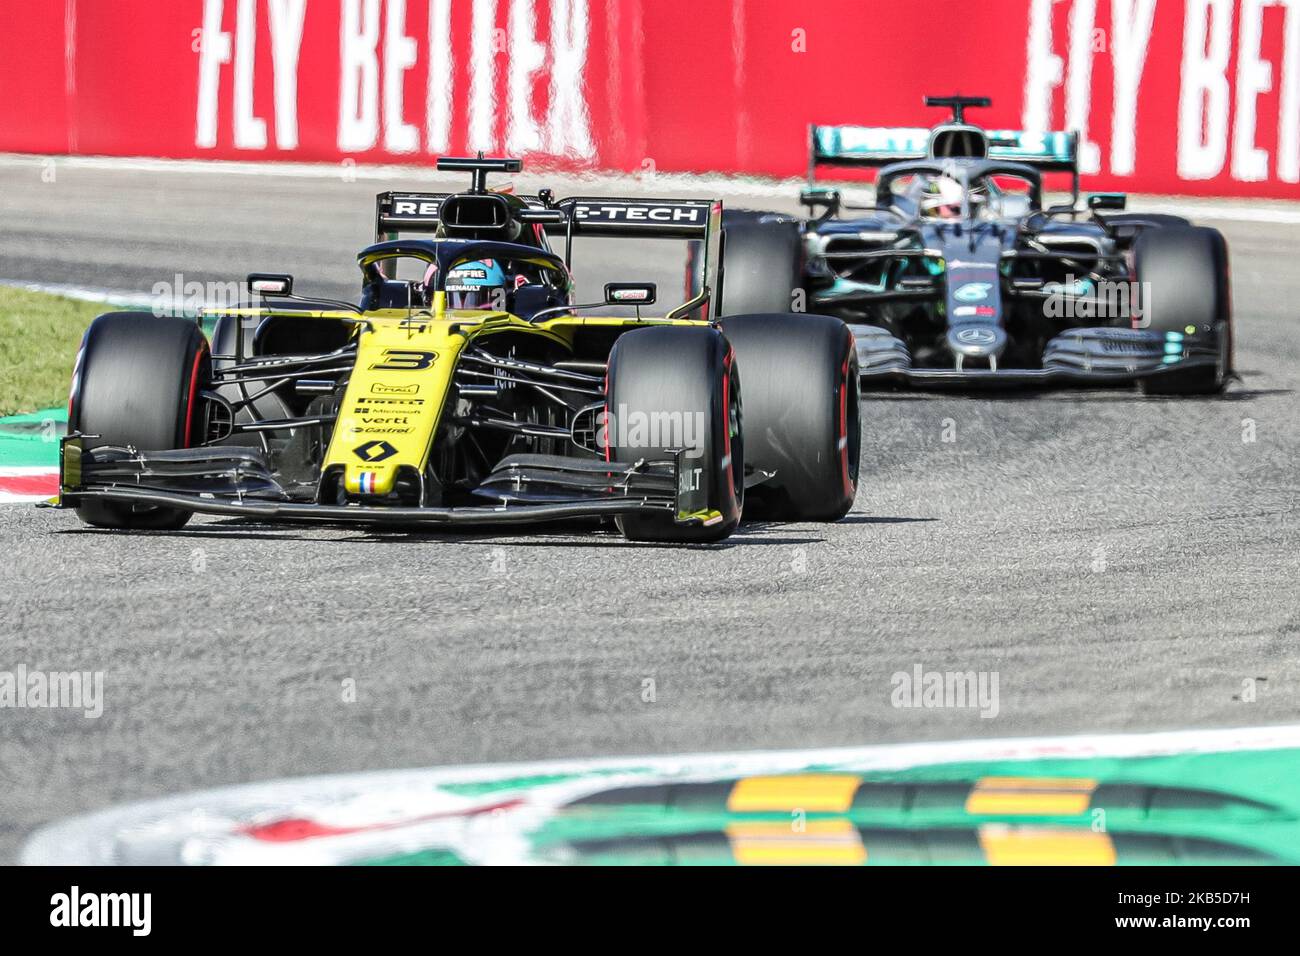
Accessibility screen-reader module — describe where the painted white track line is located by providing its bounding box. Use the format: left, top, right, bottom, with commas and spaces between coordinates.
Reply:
0, 279, 160, 311
3, 152, 1300, 222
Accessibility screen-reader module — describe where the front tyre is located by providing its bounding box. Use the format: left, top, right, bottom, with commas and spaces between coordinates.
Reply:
68, 313, 211, 529
606, 326, 742, 543
1134, 225, 1232, 396
720, 313, 860, 521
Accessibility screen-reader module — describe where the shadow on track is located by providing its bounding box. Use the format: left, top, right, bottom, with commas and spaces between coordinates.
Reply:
55, 522, 825, 550
54, 512, 936, 547
834, 514, 938, 525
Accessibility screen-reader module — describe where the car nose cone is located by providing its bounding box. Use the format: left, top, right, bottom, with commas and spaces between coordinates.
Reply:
947, 324, 1007, 359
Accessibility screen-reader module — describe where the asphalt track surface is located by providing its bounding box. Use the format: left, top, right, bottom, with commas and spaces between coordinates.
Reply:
1, 158, 1298, 863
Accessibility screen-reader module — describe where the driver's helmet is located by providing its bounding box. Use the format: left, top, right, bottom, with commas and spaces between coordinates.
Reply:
445, 259, 507, 310
920, 175, 965, 219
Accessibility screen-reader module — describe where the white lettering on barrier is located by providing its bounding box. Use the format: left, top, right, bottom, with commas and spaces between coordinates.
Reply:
338, 0, 381, 152
468, 0, 497, 152
426, 0, 454, 153
1065, 0, 1102, 174
383, 0, 420, 153
1233, 0, 1274, 182
269, 0, 308, 150
1179, 0, 1232, 180
198, 0, 594, 162
196, 0, 306, 150
1023, 0, 1062, 137
546, 0, 593, 156
1282, 0, 1300, 182
195, 0, 232, 148
507, 0, 547, 153
1025, 0, 1300, 187
233, 0, 267, 149
1110, 0, 1158, 176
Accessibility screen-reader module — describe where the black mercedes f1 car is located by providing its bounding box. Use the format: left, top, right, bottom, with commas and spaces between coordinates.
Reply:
694, 96, 1232, 394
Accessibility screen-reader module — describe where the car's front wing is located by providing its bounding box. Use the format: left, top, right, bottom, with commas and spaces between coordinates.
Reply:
849, 324, 1224, 389
50, 437, 720, 529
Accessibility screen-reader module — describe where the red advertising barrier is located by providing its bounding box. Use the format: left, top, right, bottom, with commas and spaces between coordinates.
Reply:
2, 0, 1297, 198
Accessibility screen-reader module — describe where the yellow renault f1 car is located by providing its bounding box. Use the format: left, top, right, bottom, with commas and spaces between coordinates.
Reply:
53, 157, 860, 543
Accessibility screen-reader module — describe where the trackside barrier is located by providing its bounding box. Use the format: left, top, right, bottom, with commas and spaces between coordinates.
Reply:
2, 0, 1297, 198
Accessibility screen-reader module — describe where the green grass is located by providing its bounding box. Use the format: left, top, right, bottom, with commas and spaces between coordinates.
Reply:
0, 286, 120, 417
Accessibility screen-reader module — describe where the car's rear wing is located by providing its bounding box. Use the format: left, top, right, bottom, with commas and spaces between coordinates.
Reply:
809, 125, 933, 172
547, 197, 718, 238
375, 192, 717, 240
375, 188, 722, 319
985, 130, 1079, 172
809, 124, 1081, 198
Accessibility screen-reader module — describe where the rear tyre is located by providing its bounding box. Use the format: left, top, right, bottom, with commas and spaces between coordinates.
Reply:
606, 326, 742, 543
1134, 226, 1232, 395
720, 313, 860, 521
69, 313, 211, 529
715, 211, 803, 316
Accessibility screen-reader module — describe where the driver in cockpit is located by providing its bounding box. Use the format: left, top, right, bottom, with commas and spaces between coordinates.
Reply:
420, 258, 520, 312
444, 259, 509, 310
910, 173, 995, 221
919, 175, 966, 220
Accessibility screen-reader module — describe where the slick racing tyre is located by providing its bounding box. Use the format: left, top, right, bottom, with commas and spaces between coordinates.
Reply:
68, 313, 211, 529
606, 326, 742, 543
720, 313, 860, 521
1134, 225, 1232, 396
713, 211, 804, 316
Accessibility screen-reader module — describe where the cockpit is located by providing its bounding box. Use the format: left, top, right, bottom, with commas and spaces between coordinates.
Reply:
356, 241, 572, 320
878, 160, 1041, 224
